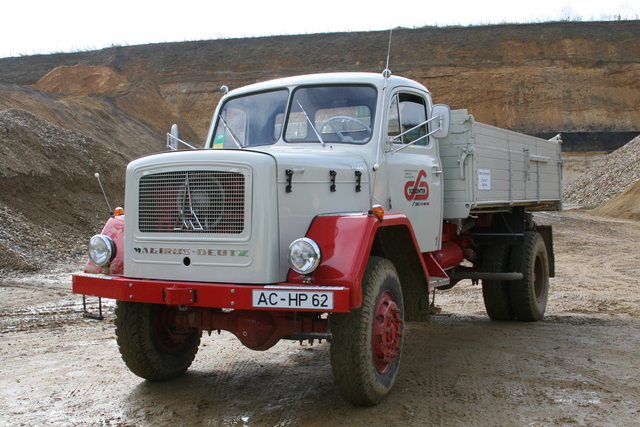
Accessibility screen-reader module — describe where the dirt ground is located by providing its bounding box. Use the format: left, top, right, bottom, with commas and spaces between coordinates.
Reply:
1, 209, 640, 427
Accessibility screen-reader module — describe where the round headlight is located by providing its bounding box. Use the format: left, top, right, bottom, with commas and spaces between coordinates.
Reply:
288, 238, 321, 275
87, 234, 116, 267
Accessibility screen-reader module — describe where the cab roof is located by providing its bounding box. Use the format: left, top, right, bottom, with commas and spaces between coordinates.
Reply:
225, 72, 430, 97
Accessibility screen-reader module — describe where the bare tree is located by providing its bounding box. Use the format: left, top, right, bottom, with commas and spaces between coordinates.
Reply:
560, 5, 583, 22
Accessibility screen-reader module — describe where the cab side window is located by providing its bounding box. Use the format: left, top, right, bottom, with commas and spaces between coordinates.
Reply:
387, 93, 429, 146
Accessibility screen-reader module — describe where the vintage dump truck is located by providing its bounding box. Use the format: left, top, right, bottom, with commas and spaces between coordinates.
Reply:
73, 71, 562, 405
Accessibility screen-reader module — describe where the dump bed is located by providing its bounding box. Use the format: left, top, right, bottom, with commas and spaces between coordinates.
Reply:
440, 110, 563, 220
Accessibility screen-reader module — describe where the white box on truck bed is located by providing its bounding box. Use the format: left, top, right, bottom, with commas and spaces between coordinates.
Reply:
441, 109, 563, 220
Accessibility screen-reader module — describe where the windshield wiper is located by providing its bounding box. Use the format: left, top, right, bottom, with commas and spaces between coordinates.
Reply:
218, 114, 243, 149
296, 100, 325, 147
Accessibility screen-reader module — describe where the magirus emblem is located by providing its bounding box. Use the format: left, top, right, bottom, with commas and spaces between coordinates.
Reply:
174, 172, 224, 231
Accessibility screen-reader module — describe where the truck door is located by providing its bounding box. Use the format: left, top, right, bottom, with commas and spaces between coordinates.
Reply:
385, 91, 443, 253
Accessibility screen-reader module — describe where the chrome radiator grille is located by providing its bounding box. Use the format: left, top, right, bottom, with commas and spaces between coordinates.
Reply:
138, 171, 245, 233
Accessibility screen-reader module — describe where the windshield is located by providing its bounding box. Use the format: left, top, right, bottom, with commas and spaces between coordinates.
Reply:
210, 84, 377, 148
286, 85, 377, 144
212, 89, 288, 148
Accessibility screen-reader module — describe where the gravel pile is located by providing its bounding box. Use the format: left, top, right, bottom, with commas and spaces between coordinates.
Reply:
0, 204, 86, 273
0, 108, 106, 175
0, 109, 125, 273
564, 135, 640, 206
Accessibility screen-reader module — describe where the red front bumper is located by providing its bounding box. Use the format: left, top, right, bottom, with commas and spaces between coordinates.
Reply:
72, 273, 351, 313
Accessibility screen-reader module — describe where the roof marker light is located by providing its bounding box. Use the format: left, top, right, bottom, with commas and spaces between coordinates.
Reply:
370, 205, 384, 222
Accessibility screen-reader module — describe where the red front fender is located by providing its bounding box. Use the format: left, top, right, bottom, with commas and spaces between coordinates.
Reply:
84, 215, 125, 275
287, 212, 427, 309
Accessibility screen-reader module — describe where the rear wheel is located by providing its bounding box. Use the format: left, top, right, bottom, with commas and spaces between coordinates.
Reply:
330, 256, 404, 406
481, 244, 515, 321
509, 231, 550, 321
114, 301, 201, 381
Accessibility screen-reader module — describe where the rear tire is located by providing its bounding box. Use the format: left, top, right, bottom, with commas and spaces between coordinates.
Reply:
115, 301, 201, 381
330, 257, 404, 406
481, 245, 515, 321
509, 232, 550, 321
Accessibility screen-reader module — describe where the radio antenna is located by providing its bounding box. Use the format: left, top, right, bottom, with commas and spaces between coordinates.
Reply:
384, 28, 393, 73
374, 28, 394, 202
94, 173, 113, 215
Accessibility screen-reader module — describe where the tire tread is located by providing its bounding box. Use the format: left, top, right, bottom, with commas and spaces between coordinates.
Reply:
482, 244, 515, 321
330, 256, 403, 406
114, 301, 200, 381
509, 232, 549, 321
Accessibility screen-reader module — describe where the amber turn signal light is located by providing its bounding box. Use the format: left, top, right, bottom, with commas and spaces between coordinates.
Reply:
113, 207, 125, 216
370, 205, 384, 221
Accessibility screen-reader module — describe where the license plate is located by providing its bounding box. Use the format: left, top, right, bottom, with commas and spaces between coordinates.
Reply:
252, 289, 334, 310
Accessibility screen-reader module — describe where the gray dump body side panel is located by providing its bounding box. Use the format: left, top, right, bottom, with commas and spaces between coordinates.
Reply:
441, 110, 563, 220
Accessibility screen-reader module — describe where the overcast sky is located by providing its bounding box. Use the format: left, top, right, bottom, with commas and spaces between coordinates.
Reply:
1, 0, 638, 59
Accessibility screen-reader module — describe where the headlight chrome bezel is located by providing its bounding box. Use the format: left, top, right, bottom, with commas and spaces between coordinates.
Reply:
287, 238, 321, 275
87, 234, 116, 267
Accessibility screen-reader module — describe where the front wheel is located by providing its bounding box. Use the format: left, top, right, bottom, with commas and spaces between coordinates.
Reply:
114, 301, 201, 381
330, 256, 404, 406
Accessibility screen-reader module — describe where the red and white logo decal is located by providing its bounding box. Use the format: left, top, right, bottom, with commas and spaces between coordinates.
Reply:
404, 170, 429, 201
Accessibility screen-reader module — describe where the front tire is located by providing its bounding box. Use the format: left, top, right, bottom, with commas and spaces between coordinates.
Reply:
509, 232, 550, 321
114, 301, 201, 381
330, 257, 404, 406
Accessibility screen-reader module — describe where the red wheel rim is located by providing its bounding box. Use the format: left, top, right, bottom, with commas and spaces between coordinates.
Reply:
372, 290, 403, 374
534, 253, 544, 302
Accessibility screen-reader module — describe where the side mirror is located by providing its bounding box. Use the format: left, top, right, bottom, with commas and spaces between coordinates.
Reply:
166, 124, 196, 150
167, 124, 179, 151
430, 104, 450, 139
